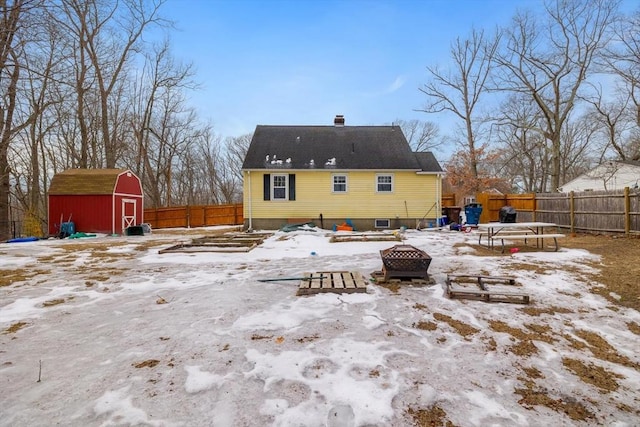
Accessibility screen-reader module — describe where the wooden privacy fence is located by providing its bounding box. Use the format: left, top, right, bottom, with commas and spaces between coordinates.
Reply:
144, 204, 243, 229
142, 189, 640, 235
476, 188, 640, 235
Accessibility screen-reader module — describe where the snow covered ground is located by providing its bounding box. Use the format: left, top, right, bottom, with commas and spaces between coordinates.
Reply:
1, 227, 639, 426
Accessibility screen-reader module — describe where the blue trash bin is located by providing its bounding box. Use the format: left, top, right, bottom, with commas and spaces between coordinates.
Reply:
464, 203, 483, 226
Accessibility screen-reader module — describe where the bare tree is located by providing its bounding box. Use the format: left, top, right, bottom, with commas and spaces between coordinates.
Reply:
605, 8, 640, 120
583, 82, 638, 161
558, 113, 599, 185
419, 28, 499, 192
55, 0, 166, 168
494, 0, 619, 191
493, 94, 550, 192
221, 133, 251, 203
0, 0, 40, 239
394, 119, 441, 152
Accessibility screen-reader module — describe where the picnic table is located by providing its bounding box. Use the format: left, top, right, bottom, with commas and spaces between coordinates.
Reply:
477, 222, 565, 253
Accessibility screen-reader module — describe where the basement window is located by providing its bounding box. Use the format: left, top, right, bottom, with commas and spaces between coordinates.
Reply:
374, 219, 390, 229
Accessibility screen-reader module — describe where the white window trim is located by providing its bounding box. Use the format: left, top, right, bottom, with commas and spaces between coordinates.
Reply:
272, 174, 288, 200
376, 173, 394, 193
332, 173, 348, 193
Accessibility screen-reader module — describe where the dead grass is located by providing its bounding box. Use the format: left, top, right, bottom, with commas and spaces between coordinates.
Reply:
465, 233, 640, 312
560, 234, 640, 311
519, 306, 574, 316
433, 312, 479, 339
4, 322, 28, 334
514, 384, 595, 421
0, 268, 48, 287
413, 321, 438, 331
133, 359, 160, 368
407, 406, 456, 427
488, 320, 555, 344
564, 329, 639, 370
42, 298, 68, 307
562, 358, 622, 392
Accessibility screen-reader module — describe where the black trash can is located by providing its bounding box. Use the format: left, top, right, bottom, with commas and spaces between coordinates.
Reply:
443, 206, 462, 225
499, 206, 517, 223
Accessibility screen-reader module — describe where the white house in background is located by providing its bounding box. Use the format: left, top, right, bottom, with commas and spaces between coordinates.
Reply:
558, 160, 640, 192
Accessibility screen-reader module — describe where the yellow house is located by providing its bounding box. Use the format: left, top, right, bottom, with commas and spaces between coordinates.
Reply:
242, 115, 443, 231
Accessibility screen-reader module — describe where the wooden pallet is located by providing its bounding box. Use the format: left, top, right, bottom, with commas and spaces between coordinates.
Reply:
159, 232, 272, 254
370, 270, 434, 286
445, 274, 530, 304
297, 271, 368, 296
158, 242, 258, 253
330, 233, 401, 243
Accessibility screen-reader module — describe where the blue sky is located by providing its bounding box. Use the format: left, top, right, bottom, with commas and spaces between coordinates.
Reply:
157, 0, 540, 138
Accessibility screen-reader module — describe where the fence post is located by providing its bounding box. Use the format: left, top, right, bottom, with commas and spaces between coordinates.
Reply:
569, 191, 575, 235
186, 205, 190, 228
624, 187, 630, 236
532, 194, 537, 222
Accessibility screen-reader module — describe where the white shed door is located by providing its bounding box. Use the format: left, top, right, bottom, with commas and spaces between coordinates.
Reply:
122, 199, 137, 232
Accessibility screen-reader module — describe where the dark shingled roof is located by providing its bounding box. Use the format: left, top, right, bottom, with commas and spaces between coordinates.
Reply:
49, 169, 127, 195
242, 125, 443, 172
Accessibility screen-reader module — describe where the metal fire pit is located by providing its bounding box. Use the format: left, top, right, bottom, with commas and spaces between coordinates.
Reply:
380, 244, 431, 281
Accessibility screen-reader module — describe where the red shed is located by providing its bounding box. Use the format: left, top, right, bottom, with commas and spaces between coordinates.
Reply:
48, 169, 144, 236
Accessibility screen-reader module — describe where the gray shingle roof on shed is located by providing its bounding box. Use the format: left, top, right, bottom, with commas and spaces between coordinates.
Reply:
242, 125, 442, 172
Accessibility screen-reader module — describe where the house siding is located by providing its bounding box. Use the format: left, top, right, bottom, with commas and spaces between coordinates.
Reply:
559, 163, 640, 192
243, 170, 440, 229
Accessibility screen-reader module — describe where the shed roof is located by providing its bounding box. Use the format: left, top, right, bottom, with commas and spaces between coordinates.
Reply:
242, 125, 443, 172
49, 169, 129, 195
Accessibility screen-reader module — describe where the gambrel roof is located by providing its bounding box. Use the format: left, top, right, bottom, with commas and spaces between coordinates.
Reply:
49, 169, 129, 195
242, 125, 442, 172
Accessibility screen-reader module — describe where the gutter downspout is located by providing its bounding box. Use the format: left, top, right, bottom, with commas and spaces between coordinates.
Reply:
437, 172, 442, 227
247, 171, 253, 231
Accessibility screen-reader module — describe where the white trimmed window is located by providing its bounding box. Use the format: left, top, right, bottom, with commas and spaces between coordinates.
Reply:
332, 174, 348, 193
376, 174, 393, 193
272, 174, 287, 200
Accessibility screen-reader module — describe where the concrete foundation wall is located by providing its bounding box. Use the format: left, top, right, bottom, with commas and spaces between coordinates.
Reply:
244, 217, 438, 231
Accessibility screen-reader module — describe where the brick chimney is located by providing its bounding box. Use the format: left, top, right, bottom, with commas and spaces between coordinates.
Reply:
334, 115, 345, 126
